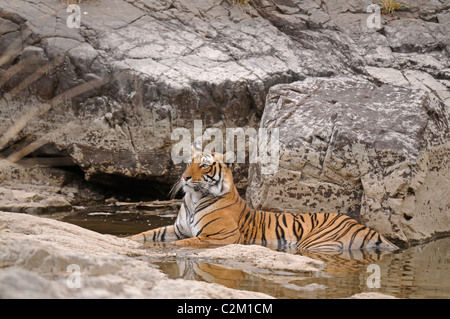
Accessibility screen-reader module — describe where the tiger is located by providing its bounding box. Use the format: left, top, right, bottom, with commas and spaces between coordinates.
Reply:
128, 147, 398, 252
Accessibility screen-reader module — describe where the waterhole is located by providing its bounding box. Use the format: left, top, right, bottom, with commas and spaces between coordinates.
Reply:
52, 207, 450, 299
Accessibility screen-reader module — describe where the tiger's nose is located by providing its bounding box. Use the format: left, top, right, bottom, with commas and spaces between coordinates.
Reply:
183, 174, 191, 181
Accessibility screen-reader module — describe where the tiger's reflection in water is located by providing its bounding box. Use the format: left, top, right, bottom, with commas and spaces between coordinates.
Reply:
177, 261, 246, 288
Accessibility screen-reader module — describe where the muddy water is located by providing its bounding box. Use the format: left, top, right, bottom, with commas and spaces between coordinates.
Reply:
56, 209, 450, 299
53, 207, 178, 236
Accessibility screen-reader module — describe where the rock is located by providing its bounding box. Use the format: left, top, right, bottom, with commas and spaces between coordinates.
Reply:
384, 19, 448, 54
0, 0, 298, 189
0, 211, 273, 298
0, 0, 388, 190
190, 244, 326, 273
283, 282, 327, 292
0, 186, 72, 214
366, 66, 450, 107
0, 160, 103, 211
365, 66, 410, 87
149, 279, 273, 299
0, 210, 145, 256
347, 292, 398, 299
246, 76, 450, 246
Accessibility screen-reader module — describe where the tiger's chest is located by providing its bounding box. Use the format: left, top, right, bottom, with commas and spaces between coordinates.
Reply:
174, 191, 206, 238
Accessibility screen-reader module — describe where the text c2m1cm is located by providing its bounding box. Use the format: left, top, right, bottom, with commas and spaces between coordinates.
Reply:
222, 303, 273, 314
177, 302, 273, 316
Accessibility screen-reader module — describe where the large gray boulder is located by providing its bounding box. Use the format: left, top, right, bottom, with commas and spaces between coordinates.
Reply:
246, 76, 450, 246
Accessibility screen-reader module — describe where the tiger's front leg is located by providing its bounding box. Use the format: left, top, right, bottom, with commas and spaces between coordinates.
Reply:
174, 237, 206, 246
174, 232, 242, 246
127, 225, 179, 243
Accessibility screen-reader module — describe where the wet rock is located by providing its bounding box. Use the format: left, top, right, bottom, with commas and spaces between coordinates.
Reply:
0, 210, 145, 256
190, 244, 325, 273
347, 292, 398, 299
0, 211, 273, 298
246, 76, 450, 245
148, 279, 273, 299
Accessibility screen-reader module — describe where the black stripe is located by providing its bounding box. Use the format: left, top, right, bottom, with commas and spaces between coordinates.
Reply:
192, 196, 239, 229
195, 197, 219, 213
275, 213, 287, 248
260, 211, 267, 246
193, 210, 217, 228
204, 164, 215, 180
174, 223, 184, 239
238, 199, 248, 220
315, 216, 356, 242
282, 214, 288, 228
318, 215, 354, 238
250, 212, 260, 244
310, 214, 317, 228
199, 195, 240, 217
360, 229, 376, 249
206, 227, 238, 239
348, 225, 364, 249
196, 217, 221, 237
292, 215, 304, 243
298, 215, 350, 248
207, 164, 214, 173
376, 234, 382, 245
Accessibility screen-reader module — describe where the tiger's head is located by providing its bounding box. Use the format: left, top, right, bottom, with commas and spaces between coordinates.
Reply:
170, 146, 234, 199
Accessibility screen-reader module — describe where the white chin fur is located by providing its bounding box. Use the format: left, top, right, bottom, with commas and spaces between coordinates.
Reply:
183, 180, 230, 198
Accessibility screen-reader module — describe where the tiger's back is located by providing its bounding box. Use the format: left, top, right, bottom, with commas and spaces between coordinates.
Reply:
237, 208, 397, 251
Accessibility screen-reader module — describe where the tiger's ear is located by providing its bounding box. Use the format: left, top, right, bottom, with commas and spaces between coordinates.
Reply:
224, 161, 233, 169
222, 151, 234, 169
